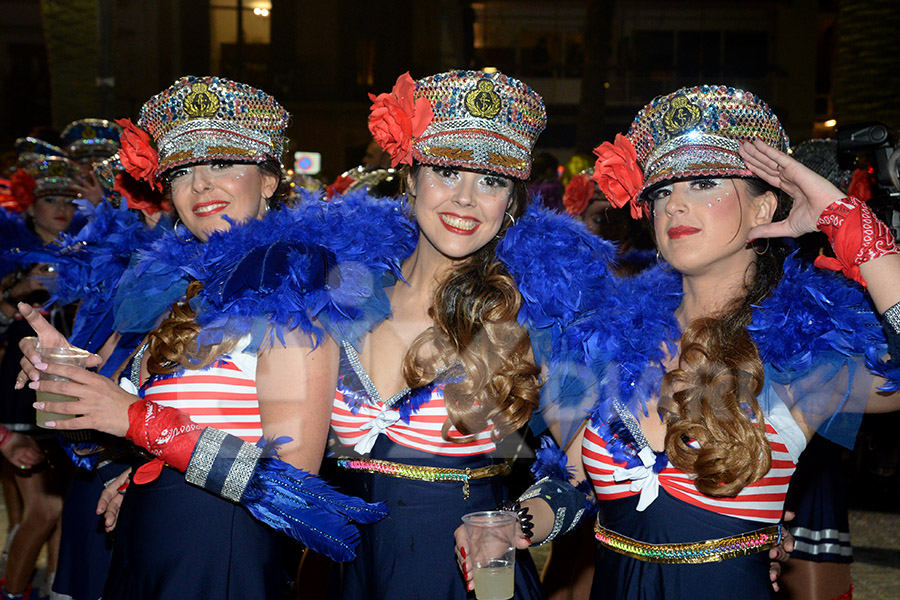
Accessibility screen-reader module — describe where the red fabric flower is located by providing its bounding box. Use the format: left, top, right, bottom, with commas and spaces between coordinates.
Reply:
847, 168, 873, 203
114, 172, 171, 215
115, 118, 161, 192
326, 174, 355, 200
592, 134, 645, 220
367, 72, 434, 168
9, 169, 36, 212
563, 173, 595, 216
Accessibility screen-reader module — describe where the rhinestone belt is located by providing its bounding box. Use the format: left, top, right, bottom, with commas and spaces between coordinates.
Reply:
336, 457, 510, 499
594, 520, 782, 564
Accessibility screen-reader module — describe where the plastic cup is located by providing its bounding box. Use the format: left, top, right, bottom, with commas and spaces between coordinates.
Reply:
35, 346, 91, 429
462, 511, 517, 600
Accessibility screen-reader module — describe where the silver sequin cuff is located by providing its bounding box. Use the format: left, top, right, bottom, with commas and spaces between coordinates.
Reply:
884, 301, 900, 335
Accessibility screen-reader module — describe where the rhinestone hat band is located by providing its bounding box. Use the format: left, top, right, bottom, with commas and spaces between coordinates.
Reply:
138, 76, 289, 174
60, 118, 122, 162
24, 156, 84, 198
628, 84, 790, 195
411, 70, 547, 180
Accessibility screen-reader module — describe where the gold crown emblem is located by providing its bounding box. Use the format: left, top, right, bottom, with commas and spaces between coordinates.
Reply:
465, 80, 502, 119
82, 125, 96, 140
47, 161, 67, 177
663, 96, 701, 135
184, 83, 220, 119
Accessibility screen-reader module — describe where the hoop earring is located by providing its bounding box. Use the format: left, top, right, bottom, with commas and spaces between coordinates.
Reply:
504, 211, 516, 227
174, 218, 194, 241
753, 238, 770, 256
656, 250, 672, 271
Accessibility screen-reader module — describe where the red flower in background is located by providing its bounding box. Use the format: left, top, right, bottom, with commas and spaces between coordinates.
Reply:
592, 134, 645, 219
114, 172, 171, 215
368, 72, 434, 167
115, 118, 161, 191
9, 170, 36, 212
326, 174, 355, 200
563, 173, 595, 216
847, 168, 873, 203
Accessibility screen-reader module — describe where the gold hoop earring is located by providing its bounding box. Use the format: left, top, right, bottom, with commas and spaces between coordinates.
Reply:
656, 250, 672, 271
753, 238, 770, 256
504, 211, 516, 227
174, 217, 194, 241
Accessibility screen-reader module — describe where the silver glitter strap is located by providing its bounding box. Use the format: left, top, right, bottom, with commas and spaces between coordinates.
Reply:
130, 342, 149, 391
884, 301, 900, 335
185, 427, 262, 503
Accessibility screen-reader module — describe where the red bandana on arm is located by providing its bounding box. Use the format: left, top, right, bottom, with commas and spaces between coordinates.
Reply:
126, 399, 203, 484
815, 196, 899, 287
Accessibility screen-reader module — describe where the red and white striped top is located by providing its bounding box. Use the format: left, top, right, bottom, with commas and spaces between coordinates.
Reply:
331, 352, 497, 456
142, 350, 262, 443
582, 398, 806, 524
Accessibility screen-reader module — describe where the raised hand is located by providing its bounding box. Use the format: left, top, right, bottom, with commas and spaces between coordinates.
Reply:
14, 302, 101, 390
739, 139, 846, 241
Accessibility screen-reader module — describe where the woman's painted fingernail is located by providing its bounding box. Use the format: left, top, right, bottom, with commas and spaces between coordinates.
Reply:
460, 547, 466, 559
33, 402, 44, 410
45, 421, 56, 428
34, 362, 47, 370
28, 381, 39, 390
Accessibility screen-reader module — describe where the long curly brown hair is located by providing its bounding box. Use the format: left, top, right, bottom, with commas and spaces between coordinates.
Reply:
402, 165, 542, 442
146, 160, 288, 374
656, 177, 788, 497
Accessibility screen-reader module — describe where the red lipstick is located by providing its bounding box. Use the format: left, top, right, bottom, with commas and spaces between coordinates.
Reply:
667, 225, 700, 239
192, 201, 229, 218
438, 213, 481, 236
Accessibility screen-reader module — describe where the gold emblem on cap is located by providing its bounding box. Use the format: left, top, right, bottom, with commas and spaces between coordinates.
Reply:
82, 125, 96, 140
465, 80, 502, 119
488, 152, 526, 170
47, 161, 67, 177
184, 83, 220, 119
663, 96, 701, 135
422, 146, 475, 161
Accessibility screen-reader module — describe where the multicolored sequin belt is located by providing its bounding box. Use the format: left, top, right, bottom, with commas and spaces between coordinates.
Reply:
336, 457, 510, 499
593, 520, 782, 564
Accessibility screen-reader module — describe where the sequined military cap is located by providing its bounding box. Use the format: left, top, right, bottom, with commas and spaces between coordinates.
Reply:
15, 137, 67, 164
60, 119, 122, 162
138, 75, 289, 174
22, 156, 83, 198
412, 70, 547, 180
628, 84, 790, 194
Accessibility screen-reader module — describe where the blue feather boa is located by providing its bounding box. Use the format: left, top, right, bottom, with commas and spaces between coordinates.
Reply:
241, 437, 387, 562
20, 201, 162, 350
186, 190, 417, 352
582, 251, 892, 468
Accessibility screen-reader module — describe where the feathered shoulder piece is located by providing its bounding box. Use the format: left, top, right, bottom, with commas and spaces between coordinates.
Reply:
188, 190, 417, 350
113, 220, 199, 335
750, 251, 884, 381
24, 201, 154, 305
498, 205, 617, 332
0, 208, 40, 278
496, 206, 619, 439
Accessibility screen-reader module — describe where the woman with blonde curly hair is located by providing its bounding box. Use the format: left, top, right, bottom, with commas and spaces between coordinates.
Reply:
327, 70, 614, 600
456, 84, 900, 599
15, 75, 390, 599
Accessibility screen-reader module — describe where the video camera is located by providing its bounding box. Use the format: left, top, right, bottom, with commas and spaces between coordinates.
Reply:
837, 122, 900, 239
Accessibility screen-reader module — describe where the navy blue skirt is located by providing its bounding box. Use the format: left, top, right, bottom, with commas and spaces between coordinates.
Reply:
591, 489, 775, 600
783, 434, 852, 563
327, 435, 545, 600
53, 467, 115, 600
103, 463, 285, 600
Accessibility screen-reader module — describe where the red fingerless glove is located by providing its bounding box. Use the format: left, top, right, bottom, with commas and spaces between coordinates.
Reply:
126, 399, 203, 484
814, 196, 899, 287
